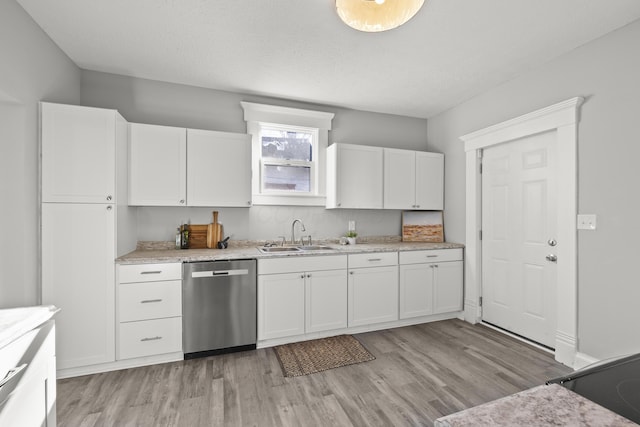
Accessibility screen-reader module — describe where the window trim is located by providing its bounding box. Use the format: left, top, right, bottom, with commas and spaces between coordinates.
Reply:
241, 102, 334, 206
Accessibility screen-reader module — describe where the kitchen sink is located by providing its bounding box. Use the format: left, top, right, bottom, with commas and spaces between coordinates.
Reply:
298, 245, 335, 251
257, 245, 336, 253
258, 246, 301, 253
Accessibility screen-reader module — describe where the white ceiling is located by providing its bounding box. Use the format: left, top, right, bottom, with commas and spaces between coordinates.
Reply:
17, 0, 640, 118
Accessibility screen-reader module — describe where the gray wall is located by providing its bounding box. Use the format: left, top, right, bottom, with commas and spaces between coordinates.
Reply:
0, 0, 81, 308
427, 19, 640, 360
80, 71, 430, 242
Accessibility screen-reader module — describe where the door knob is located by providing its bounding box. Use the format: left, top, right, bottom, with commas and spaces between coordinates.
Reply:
546, 254, 557, 262
548, 239, 557, 247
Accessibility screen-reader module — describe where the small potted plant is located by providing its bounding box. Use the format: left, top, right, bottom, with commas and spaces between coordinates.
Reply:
345, 231, 357, 245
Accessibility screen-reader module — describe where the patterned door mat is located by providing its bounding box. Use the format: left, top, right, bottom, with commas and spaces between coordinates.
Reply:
273, 335, 376, 377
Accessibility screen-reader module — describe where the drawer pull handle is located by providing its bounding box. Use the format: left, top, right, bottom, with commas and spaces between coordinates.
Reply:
426, 255, 438, 258
0, 364, 27, 389
368, 258, 382, 262
140, 271, 162, 275
140, 299, 162, 304
141, 336, 162, 342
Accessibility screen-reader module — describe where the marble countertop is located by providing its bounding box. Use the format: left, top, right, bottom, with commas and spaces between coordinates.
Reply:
116, 238, 464, 264
434, 384, 636, 427
0, 305, 59, 349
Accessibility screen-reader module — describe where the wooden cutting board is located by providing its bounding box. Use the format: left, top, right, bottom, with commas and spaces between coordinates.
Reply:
187, 224, 208, 249
207, 211, 221, 249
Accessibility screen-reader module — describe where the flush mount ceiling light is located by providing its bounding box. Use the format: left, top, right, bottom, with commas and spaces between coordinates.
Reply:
335, 0, 425, 32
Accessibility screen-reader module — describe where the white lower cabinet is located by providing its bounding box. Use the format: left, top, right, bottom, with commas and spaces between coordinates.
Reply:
117, 263, 183, 360
347, 252, 399, 327
305, 269, 348, 333
433, 261, 464, 314
399, 249, 464, 319
258, 255, 348, 341
258, 272, 306, 340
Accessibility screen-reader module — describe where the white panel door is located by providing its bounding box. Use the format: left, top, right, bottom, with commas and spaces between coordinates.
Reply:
41, 103, 116, 203
482, 131, 557, 347
186, 129, 252, 207
305, 269, 348, 333
383, 148, 415, 209
348, 265, 398, 327
331, 144, 383, 209
258, 273, 305, 340
129, 123, 187, 206
433, 261, 464, 314
415, 152, 444, 210
42, 203, 116, 369
399, 263, 434, 319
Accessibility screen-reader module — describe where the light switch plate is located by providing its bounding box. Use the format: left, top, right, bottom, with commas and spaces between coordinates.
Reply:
577, 214, 597, 230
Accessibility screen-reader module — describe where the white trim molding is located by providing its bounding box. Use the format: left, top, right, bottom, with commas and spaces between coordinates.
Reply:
460, 97, 584, 367
240, 102, 335, 206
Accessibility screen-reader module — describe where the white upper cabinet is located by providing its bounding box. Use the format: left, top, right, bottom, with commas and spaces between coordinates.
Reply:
128, 123, 187, 206
326, 143, 383, 209
129, 124, 252, 207
384, 148, 444, 210
415, 151, 444, 210
186, 129, 252, 207
41, 103, 118, 203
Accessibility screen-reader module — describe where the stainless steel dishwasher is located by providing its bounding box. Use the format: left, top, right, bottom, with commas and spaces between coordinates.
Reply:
182, 259, 256, 359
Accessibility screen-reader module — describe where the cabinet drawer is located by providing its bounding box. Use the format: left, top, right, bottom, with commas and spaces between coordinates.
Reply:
348, 252, 397, 269
119, 280, 182, 322
258, 255, 347, 275
119, 263, 182, 283
118, 317, 182, 359
399, 248, 463, 265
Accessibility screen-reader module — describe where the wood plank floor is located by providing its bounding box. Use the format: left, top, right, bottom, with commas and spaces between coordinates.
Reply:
56, 320, 571, 427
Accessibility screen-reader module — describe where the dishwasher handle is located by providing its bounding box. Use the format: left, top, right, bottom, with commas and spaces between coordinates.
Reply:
191, 269, 249, 278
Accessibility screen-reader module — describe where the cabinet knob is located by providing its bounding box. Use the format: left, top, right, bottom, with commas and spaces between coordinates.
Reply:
106, 195, 112, 201
349, 271, 354, 275
106, 205, 112, 211
415, 205, 420, 209
337, 203, 341, 207
179, 200, 185, 204
247, 201, 251, 205
307, 274, 311, 278
301, 274, 305, 279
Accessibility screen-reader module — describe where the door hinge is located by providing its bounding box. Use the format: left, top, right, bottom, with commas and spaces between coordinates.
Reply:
479, 296, 483, 307
479, 161, 483, 174
479, 229, 482, 240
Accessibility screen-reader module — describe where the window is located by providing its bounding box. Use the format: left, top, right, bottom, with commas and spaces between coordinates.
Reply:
241, 102, 334, 206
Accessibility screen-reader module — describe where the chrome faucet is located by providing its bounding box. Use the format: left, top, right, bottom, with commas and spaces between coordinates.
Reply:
291, 219, 306, 244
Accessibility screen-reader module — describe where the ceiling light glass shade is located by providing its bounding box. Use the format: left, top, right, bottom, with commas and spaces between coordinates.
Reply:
336, 0, 425, 32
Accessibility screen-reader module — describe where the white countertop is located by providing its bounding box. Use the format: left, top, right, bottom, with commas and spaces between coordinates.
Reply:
0, 305, 59, 349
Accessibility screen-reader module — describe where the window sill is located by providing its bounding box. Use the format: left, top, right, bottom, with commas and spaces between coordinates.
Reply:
251, 194, 326, 207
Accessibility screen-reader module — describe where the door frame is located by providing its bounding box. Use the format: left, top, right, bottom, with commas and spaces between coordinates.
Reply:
460, 97, 583, 367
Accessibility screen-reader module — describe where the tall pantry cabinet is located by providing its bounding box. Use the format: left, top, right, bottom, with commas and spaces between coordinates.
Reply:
40, 103, 137, 375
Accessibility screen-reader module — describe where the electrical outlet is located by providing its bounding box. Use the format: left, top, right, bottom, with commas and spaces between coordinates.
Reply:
577, 214, 597, 230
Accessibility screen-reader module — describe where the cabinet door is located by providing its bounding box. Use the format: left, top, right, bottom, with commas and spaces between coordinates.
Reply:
433, 261, 464, 314
415, 152, 444, 210
384, 148, 416, 209
42, 203, 115, 369
305, 269, 348, 333
328, 144, 383, 209
348, 265, 398, 327
186, 129, 252, 207
258, 273, 305, 340
129, 123, 187, 206
41, 103, 116, 203
399, 263, 434, 319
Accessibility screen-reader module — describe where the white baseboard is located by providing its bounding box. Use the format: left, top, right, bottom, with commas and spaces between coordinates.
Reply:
57, 351, 184, 379
573, 352, 599, 370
